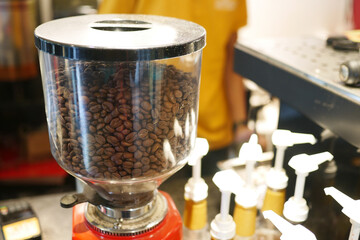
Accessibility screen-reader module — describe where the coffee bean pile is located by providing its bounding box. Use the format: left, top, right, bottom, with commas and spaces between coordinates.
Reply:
45, 61, 198, 180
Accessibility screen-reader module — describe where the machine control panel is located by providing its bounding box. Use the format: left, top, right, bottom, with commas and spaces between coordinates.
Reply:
0, 201, 41, 240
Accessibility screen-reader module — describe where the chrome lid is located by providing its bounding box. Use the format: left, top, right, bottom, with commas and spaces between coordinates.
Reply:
34, 14, 206, 61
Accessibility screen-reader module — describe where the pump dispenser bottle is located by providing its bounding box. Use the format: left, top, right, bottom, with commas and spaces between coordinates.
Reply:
183, 138, 210, 240
233, 135, 262, 240
211, 169, 243, 240
262, 130, 316, 215
283, 152, 333, 223
324, 187, 360, 240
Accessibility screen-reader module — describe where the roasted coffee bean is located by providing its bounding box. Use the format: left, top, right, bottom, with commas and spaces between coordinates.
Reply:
174, 90, 183, 98
141, 157, 150, 165
132, 169, 142, 178
91, 155, 101, 161
125, 132, 137, 143
127, 145, 137, 153
104, 160, 115, 167
164, 101, 172, 109
108, 167, 117, 173
134, 162, 142, 168
106, 136, 118, 146
124, 120, 132, 129
123, 161, 134, 169
49, 63, 197, 180
111, 152, 122, 161
143, 139, 154, 147
168, 92, 176, 104
113, 132, 123, 140
96, 148, 105, 155
81, 96, 90, 104
110, 118, 121, 128
112, 172, 121, 179
133, 122, 142, 131
105, 125, 115, 133
104, 172, 112, 178
102, 101, 114, 112
121, 141, 132, 147
122, 129, 130, 136
104, 147, 115, 156
95, 135, 106, 145
138, 129, 148, 140
111, 108, 120, 117
72, 156, 81, 163
104, 114, 112, 124
89, 104, 101, 113
96, 123, 105, 130
134, 140, 142, 146
88, 166, 99, 175
142, 165, 150, 172
141, 101, 152, 111
123, 152, 134, 159
134, 149, 142, 158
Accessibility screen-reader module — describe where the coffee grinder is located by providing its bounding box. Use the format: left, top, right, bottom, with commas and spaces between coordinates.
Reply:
34, 14, 206, 239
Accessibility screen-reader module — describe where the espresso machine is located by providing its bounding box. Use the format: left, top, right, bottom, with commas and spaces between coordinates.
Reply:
34, 14, 205, 239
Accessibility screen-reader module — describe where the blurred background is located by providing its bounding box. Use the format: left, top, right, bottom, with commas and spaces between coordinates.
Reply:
0, 0, 99, 199
0, 0, 359, 219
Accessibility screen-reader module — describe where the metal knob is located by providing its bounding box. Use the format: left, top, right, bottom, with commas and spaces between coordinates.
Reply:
339, 60, 360, 86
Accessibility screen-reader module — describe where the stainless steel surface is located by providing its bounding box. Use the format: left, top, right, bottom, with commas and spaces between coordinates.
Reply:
0, 0, 38, 80
234, 37, 360, 148
34, 14, 206, 61
85, 193, 167, 236
98, 195, 155, 219
236, 37, 360, 101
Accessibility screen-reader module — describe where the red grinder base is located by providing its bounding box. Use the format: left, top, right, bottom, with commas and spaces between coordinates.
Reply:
72, 191, 182, 240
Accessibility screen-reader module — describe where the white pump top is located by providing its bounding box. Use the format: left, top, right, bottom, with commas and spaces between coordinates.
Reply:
272, 130, 317, 147
283, 152, 333, 223
239, 134, 262, 188
234, 134, 262, 208
272, 130, 316, 172
211, 170, 242, 240
184, 138, 209, 202
324, 187, 360, 240
263, 210, 317, 240
289, 152, 333, 175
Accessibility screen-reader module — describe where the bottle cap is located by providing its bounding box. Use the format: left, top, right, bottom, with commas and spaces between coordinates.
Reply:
184, 178, 208, 202
210, 214, 236, 240
266, 168, 288, 190
235, 187, 259, 208
283, 197, 309, 223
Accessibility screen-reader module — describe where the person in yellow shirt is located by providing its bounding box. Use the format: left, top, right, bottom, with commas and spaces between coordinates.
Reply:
98, 0, 251, 175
